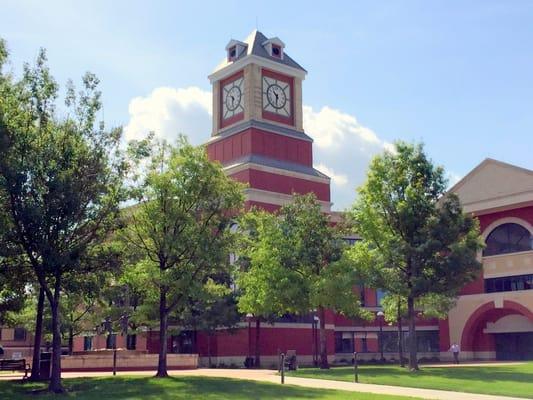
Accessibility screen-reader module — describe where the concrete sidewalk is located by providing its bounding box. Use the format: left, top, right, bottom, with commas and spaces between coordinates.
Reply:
0, 368, 526, 400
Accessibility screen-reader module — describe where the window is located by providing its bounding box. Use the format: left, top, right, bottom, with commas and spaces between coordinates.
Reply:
343, 237, 359, 246
106, 334, 116, 349
485, 274, 533, 293
126, 334, 137, 350
228, 46, 237, 61
376, 289, 387, 306
272, 45, 282, 58
171, 331, 196, 354
334, 332, 354, 353
360, 337, 368, 353
484, 223, 532, 256
379, 331, 439, 353
416, 331, 440, 353
359, 284, 366, 306
14, 328, 26, 341
83, 336, 93, 351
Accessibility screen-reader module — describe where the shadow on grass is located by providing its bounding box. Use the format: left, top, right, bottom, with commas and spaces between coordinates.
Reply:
0, 376, 355, 400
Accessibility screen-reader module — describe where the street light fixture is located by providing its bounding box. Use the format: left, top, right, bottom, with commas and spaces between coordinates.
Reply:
376, 311, 385, 362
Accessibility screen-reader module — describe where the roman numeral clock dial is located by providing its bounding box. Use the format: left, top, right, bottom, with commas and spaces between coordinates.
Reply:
262, 75, 291, 118
222, 77, 244, 120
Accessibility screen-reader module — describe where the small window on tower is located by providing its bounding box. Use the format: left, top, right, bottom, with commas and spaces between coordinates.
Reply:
228, 46, 237, 61
272, 45, 281, 58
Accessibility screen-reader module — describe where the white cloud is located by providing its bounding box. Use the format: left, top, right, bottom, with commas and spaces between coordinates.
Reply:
303, 105, 392, 210
124, 87, 392, 210
124, 86, 212, 145
314, 163, 348, 187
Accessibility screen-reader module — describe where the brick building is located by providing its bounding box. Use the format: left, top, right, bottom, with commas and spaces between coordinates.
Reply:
6, 31, 532, 366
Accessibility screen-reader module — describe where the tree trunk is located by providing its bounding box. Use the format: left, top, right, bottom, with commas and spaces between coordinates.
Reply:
48, 287, 64, 393
155, 290, 169, 378
397, 299, 404, 368
318, 306, 329, 369
407, 296, 418, 371
254, 318, 260, 368
68, 326, 74, 356
29, 287, 45, 381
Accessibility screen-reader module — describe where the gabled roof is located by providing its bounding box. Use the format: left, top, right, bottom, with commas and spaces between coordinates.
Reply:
448, 158, 533, 214
214, 30, 306, 74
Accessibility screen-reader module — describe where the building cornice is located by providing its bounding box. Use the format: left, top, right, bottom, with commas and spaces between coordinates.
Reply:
224, 162, 330, 185
244, 188, 332, 212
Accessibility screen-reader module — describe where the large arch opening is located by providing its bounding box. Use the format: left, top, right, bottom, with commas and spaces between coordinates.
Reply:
461, 300, 533, 360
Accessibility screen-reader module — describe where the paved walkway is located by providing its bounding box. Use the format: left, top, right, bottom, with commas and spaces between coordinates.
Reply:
0, 368, 525, 400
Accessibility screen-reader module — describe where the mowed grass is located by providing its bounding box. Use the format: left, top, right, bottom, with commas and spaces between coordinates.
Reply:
0, 375, 420, 400
289, 362, 533, 398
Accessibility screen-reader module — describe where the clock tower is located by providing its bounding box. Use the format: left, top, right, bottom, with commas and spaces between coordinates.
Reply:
206, 30, 331, 212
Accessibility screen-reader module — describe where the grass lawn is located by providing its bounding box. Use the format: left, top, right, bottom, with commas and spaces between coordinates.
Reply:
289, 362, 533, 398
0, 375, 420, 400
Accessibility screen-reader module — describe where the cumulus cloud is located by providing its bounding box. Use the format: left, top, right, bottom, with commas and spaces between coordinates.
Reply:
303, 105, 392, 210
124, 86, 212, 145
314, 163, 348, 187
124, 87, 392, 210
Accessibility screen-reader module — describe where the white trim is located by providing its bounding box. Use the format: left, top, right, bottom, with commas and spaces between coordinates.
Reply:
209, 54, 307, 83
224, 162, 330, 185
334, 325, 440, 332
232, 322, 335, 330
244, 188, 332, 212
481, 217, 533, 239
463, 193, 533, 214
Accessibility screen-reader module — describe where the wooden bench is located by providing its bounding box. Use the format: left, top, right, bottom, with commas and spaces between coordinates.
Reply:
0, 359, 30, 379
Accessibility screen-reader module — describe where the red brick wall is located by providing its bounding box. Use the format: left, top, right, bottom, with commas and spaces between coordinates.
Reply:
207, 128, 313, 167
230, 169, 330, 202
477, 206, 533, 232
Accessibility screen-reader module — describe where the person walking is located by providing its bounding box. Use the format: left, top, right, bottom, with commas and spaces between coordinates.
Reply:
449, 343, 460, 364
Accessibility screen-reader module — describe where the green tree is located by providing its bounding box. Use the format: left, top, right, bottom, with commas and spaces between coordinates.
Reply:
238, 195, 368, 369
350, 142, 483, 371
236, 210, 306, 367
122, 137, 243, 377
278, 194, 368, 369
0, 44, 125, 392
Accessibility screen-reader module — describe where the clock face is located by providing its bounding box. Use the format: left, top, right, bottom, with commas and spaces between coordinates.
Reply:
262, 75, 291, 117
222, 76, 244, 120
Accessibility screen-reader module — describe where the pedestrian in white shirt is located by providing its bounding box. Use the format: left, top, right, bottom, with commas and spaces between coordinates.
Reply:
449, 343, 460, 364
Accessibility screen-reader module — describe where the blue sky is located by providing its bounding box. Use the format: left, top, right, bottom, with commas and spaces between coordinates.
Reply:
3, 1, 533, 210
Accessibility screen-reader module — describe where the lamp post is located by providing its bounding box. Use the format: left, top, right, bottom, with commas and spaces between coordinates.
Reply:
246, 313, 253, 368
377, 311, 385, 362
313, 315, 319, 367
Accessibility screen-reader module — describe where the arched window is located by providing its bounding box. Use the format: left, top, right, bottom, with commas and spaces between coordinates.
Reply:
484, 223, 532, 256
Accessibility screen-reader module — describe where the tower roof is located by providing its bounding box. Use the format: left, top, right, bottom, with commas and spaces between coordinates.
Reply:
213, 30, 307, 75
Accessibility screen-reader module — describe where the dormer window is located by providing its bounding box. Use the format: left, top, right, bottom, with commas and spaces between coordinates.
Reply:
262, 37, 285, 60
228, 46, 237, 61
225, 40, 248, 63
272, 45, 281, 58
